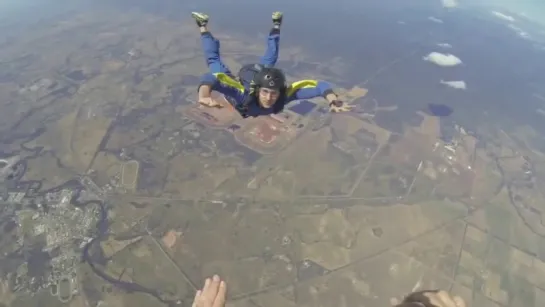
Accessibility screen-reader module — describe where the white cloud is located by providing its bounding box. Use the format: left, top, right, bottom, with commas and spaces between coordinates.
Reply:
442, 0, 458, 8
440, 80, 467, 90
508, 24, 531, 40
492, 11, 515, 22
508, 24, 522, 31
429, 16, 444, 23
437, 43, 452, 48
423, 52, 463, 67
518, 31, 531, 39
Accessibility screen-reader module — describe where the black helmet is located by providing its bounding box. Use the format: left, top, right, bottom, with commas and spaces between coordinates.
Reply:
252, 67, 286, 90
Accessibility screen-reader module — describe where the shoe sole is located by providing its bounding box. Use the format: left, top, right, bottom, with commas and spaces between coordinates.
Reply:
272, 12, 282, 23
191, 12, 209, 23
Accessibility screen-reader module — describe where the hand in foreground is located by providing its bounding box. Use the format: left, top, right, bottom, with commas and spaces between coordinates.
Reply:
199, 96, 222, 108
329, 100, 352, 113
396, 290, 466, 307
192, 275, 227, 307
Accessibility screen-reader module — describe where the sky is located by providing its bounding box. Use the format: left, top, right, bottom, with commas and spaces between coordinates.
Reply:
0, 0, 543, 26
458, 0, 545, 25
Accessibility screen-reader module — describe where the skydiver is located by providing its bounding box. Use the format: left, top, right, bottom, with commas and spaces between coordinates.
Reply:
191, 12, 352, 118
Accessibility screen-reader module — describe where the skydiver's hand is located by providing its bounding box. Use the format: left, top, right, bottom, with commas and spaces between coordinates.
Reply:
329, 100, 352, 113
199, 96, 222, 108
395, 290, 466, 307
192, 275, 227, 307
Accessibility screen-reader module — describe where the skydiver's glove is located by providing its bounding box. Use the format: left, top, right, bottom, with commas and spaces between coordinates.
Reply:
329, 100, 352, 113
394, 290, 466, 307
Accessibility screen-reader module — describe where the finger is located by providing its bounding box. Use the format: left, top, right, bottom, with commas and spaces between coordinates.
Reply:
204, 100, 221, 108
201, 278, 211, 298
203, 275, 221, 301
420, 292, 439, 306
192, 290, 202, 307
452, 296, 466, 307
213, 280, 227, 307
424, 291, 455, 307
437, 290, 459, 307
389, 297, 400, 306
203, 98, 215, 105
424, 294, 443, 307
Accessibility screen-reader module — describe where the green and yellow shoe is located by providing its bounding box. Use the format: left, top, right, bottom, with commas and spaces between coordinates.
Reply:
191, 12, 209, 27
272, 11, 283, 26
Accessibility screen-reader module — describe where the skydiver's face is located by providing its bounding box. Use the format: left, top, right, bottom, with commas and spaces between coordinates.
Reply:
258, 87, 280, 108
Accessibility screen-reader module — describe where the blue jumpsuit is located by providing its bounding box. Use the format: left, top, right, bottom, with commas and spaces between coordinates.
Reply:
197, 30, 334, 117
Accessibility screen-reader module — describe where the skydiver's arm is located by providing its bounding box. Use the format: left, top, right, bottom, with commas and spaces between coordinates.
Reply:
324, 92, 339, 103
197, 73, 216, 99
285, 80, 338, 104
198, 72, 246, 107
198, 84, 213, 99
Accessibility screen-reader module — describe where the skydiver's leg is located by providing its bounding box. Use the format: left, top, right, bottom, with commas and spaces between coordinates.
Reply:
259, 12, 282, 68
192, 12, 233, 75
200, 32, 233, 74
